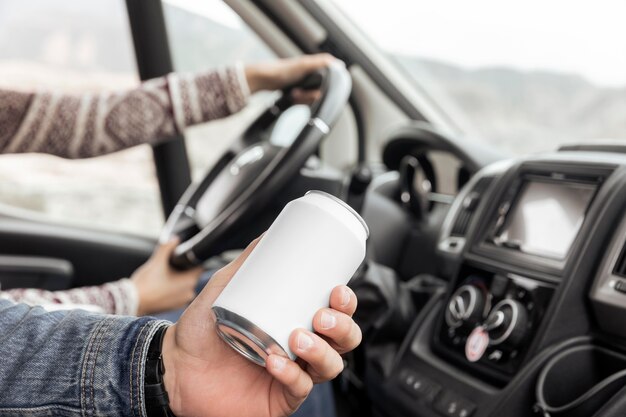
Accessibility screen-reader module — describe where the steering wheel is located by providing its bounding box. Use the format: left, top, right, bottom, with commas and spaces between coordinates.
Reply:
160, 61, 352, 269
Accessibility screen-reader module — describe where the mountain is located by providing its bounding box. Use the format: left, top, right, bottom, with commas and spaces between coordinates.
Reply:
394, 55, 626, 154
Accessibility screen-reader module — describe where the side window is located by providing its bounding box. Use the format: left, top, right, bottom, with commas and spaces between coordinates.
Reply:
0, 0, 163, 237
162, 0, 277, 181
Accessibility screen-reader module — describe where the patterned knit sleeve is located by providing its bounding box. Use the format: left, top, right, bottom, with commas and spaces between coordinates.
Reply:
0, 65, 250, 159
1, 278, 140, 316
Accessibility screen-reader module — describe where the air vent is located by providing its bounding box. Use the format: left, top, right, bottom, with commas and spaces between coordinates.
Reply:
451, 177, 494, 237
613, 245, 626, 278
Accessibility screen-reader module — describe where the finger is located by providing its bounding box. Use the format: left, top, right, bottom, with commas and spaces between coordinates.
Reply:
328, 285, 357, 317
291, 88, 321, 104
289, 329, 344, 383
312, 308, 362, 354
281, 53, 338, 88
266, 354, 314, 412
153, 236, 180, 261
297, 53, 337, 72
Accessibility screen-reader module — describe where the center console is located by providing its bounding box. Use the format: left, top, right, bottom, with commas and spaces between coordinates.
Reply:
363, 154, 626, 417
433, 163, 610, 385
434, 163, 611, 384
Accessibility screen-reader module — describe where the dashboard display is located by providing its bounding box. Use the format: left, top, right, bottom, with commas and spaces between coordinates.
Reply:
496, 180, 595, 259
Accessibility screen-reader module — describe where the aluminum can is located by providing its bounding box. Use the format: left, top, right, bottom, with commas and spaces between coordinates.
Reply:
212, 190, 369, 366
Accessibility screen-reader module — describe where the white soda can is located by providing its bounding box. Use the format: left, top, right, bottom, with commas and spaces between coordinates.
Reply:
212, 190, 369, 366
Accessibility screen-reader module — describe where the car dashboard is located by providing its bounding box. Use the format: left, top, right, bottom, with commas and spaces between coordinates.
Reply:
362, 151, 626, 417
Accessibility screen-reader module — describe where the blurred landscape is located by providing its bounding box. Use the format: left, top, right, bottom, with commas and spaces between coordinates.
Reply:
0, 0, 624, 237
395, 56, 626, 155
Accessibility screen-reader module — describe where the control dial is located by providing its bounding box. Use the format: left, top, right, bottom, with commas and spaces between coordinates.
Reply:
484, 299, 528, 346
445, 285, 486, 329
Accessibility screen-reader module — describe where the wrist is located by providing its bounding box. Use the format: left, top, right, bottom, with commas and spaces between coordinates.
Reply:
132, 280, 149, 316
244, 65, 265, 94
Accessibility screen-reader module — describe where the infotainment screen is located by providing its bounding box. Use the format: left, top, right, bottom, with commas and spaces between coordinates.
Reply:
495, 180, 596, 259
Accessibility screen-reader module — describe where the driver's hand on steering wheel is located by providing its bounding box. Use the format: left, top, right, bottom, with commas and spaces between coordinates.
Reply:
131, 237, 203, 316
161, 236, 362, 417
244, 53, 339, 104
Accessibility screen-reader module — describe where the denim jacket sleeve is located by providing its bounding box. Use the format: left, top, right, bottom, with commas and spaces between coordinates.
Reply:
0, 298, 170, 417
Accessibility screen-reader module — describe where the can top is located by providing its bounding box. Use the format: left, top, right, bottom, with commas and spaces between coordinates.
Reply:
305, 190, 369, 239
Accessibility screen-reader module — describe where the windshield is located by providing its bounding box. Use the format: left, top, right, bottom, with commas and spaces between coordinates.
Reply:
330, 0, 626, 155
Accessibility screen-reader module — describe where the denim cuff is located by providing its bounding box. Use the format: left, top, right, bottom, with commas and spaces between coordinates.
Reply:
81, 316, 171, 417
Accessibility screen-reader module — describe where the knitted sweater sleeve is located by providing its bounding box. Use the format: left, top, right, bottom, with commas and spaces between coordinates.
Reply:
1, 278, 139, 316
0, 66, 250, 158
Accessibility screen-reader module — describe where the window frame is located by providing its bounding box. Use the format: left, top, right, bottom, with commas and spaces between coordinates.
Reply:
125, 0, 192, 218
246, 0, 368, 163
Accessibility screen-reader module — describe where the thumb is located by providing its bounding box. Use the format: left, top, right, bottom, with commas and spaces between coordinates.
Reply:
173, 236, 264, 359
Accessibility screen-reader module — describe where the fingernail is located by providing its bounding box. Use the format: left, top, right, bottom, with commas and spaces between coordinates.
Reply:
321, 311, 337, 330
297, 332, 314, 351
341, 288, 351, 307
271, 355, 286, 372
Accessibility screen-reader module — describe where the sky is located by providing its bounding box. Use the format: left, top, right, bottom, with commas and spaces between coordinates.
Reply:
145, 0, 626, 88
332, 0, 626, 87
163, 0, 242, 29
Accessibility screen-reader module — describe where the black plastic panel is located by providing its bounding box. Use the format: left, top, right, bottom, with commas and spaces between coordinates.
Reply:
0, 218, 154, 287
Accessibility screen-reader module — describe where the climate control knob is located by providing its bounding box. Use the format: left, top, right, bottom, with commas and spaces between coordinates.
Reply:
485, 299, 528, 346
445, 285, 486, 329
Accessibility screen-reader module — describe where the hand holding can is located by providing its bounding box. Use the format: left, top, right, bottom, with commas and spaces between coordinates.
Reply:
212, 190, 369, 366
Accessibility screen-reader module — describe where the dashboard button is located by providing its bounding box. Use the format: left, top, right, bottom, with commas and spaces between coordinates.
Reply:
457, 402, 476, 417
399, 370, 441, 403
399, 370, 418, 393
614, 280, 626, 294
419, 380, 442, 404
487, 349, 504, 362
434, 391, 476, 417
400, 371, 422, 393
433, 391, 458, 416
